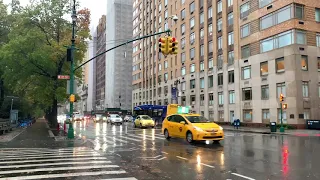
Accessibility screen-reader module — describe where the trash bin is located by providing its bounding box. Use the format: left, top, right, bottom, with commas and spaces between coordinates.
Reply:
270, 122, 277, 132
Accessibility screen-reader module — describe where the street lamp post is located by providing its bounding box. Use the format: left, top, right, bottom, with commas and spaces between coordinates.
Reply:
173, 79, 180, 104
67, 0, 77, 139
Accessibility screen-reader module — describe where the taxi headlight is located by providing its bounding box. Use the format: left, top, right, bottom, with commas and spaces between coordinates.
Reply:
103, 117, 107, 120
219, 126, 223, 130
193, 126, 203, 132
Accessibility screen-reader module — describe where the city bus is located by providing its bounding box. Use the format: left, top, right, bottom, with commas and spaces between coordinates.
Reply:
133, 104, 179, 125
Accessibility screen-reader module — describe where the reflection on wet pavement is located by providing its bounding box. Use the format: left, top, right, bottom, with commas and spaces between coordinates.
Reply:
72, 120, 320, 180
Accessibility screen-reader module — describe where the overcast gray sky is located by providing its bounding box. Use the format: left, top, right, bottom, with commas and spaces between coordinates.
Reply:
3, 0, 107, 28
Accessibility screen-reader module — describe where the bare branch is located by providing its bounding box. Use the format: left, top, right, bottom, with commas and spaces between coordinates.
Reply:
29, 18, 52, 46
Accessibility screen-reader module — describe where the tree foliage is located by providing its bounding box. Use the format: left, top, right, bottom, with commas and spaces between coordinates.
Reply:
0, 0, 91, 124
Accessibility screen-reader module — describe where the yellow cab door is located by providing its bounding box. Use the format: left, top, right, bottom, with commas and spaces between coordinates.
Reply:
173, 115, 188, 138
135, 116, 140, 126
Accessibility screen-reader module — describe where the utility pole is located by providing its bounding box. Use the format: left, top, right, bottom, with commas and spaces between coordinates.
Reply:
67, 0, 77, 139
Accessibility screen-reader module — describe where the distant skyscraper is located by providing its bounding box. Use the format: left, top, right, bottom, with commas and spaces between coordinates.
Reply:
87, 27, 97, 112
105, 0, 133, 111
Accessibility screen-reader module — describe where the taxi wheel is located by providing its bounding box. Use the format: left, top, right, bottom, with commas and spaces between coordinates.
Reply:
140, 123, 143, 128
164, 129, 170, 140
134, 123, 137, 128
186, 131, 193, 143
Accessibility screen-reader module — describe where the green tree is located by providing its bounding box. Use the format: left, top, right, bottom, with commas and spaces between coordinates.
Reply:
0, 0, 91, 126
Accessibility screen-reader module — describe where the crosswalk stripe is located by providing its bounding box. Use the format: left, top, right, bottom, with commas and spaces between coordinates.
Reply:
104, 136, 129, 144
0, 156, 107, 164
0, 170, 127, 180
0, 154, 101, 161
0, 151, 98, 157
0, 160, 111, 169
139, 134, 165, 140
0, 164, 119, 175
126, 134, 153, 141
119, 135, 141, 142
100, 178, 138, 180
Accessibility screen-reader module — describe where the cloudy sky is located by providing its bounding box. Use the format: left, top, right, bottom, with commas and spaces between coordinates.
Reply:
3, 0, 107, 28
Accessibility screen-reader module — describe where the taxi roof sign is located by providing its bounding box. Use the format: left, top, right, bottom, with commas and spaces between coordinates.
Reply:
177, 106, 189, 114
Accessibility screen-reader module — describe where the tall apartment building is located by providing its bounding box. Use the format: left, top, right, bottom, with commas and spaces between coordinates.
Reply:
132, 0, 320, 125
87, 27, 97, 112
95, 15, 106, 110
105, 0, 133, 111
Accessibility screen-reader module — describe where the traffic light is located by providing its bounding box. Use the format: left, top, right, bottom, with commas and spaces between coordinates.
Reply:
69, 94, 76, 103
282, 103, 288, 109
67, 48, 72, 62
159, 37, 168, 55
168, 37, 178, 54
279, 93, 284, 102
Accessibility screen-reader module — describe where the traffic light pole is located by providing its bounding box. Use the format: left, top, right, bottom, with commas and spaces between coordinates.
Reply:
280, 102, 284, 133
68, 0, 76, 139
74, 29, 171, 72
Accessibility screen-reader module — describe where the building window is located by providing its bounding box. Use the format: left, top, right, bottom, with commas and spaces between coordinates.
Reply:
241, 24, 250, 38
181, 9, 186, 19
217, 18, 222, 31
217, 55, 223, 69
241, 45, 250, 59
295, 4, 304, 19
218, 73, 223, 86
318, 57, 320, 71
158, 63, 162, 71
181, 24, 185, 35
190, 1, 195, 13
190, 79, 195, 89
190, 47, 195, 59
181, 38, 185, 48
218, 111, 224, 121
190, 63, 195, 73
181, 66, 186, 76
190, 17, 195, 28
200, 61, 204, 71
228, 13, 233, 26
243, 110, 252, 122
302, 81, 309, 98
242, 66, 251, 80
276, 57, 285, 73
228, 0, 233, 7
218, 92, 224, 105
260, 29, 306, 53
190, 32, 195, 44
277, 82, 286, 97
190, 95, 196, 105
200, 94, 205, 106
208, 75, 213, 88
240, 2, 250, 19
259, 0, 272, 8
228, 70, 234, 83
208, 58, 213, 69
278, 109, 287, 124
200, 12, 204, 24
218, 36, 222, 49
304, 110, 310, 120
209, 93, 214, 105
181, 81, 186, 91
181, 52, 186, 63
301, 55, 308, 71
200, 45, 204, 56
164, 61, 168, 69
228, 51, 234, 65
208, 41, 213, 53
242, 88, 252, 100
208, 24, 212, 34
164, 73, 168, 81
200, 78, 205, 89
228, 32, 234, 45
181, 96, 186, 105
229, 91, 235, 104
262, 109, 270, 123
316, 8, 320, 22
261, 85, 269, 100
208, 7, 212, 19
260, 62, 268, 76
200, 28, 204, 39
209, 111, 214, 119
217, 0, 222, 13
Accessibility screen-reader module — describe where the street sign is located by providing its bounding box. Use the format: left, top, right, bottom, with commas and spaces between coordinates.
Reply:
171, 87, 177, 100
58, 75, 70, 80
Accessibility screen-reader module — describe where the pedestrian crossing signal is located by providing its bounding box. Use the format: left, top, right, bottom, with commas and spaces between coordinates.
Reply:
69, 94, 76, 103
282, 103, 288, 109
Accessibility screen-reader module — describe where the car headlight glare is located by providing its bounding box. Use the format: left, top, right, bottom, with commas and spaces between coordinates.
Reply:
219, 126, 223, 130
193, 126, 203, 131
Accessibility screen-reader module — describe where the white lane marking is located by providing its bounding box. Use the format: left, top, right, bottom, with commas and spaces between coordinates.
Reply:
0, 160, 111, 169
140, 134, 165, 140
231, 173, 256, 180
139, 155, 162, 159
0, 164, 119, 175
200, 163, 215, 168
0, 170, 127, 180
126, 134, 154, 141
0, 154, 100, 161
176, 156, 188, 160
157, 157, 166, 161
104, 136, 130, 144
0, 157, 107, 164
162, 151, 168, 154
100, 178, 138, 180
0, 149, 95, 154
119, 135, 141, 142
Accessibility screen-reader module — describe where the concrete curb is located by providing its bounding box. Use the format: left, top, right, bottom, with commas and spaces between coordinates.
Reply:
224, 128, 318, 137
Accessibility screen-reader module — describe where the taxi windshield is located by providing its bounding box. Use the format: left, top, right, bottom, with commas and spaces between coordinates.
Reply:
141, 115, 151, 119
185, 116, 213, 123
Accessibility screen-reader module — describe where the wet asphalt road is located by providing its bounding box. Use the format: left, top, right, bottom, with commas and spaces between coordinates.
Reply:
72, 120, 320, 180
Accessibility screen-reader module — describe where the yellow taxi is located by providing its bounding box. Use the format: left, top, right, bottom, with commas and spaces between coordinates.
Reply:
134, 115, 155, 128
162, 113, 224, 143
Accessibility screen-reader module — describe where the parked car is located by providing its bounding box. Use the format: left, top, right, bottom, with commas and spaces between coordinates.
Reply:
107, 114, 123, 125
74, 114, 83, 121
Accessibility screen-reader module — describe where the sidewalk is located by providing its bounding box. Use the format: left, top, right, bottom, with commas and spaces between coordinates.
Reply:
222, 125, 320, 137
